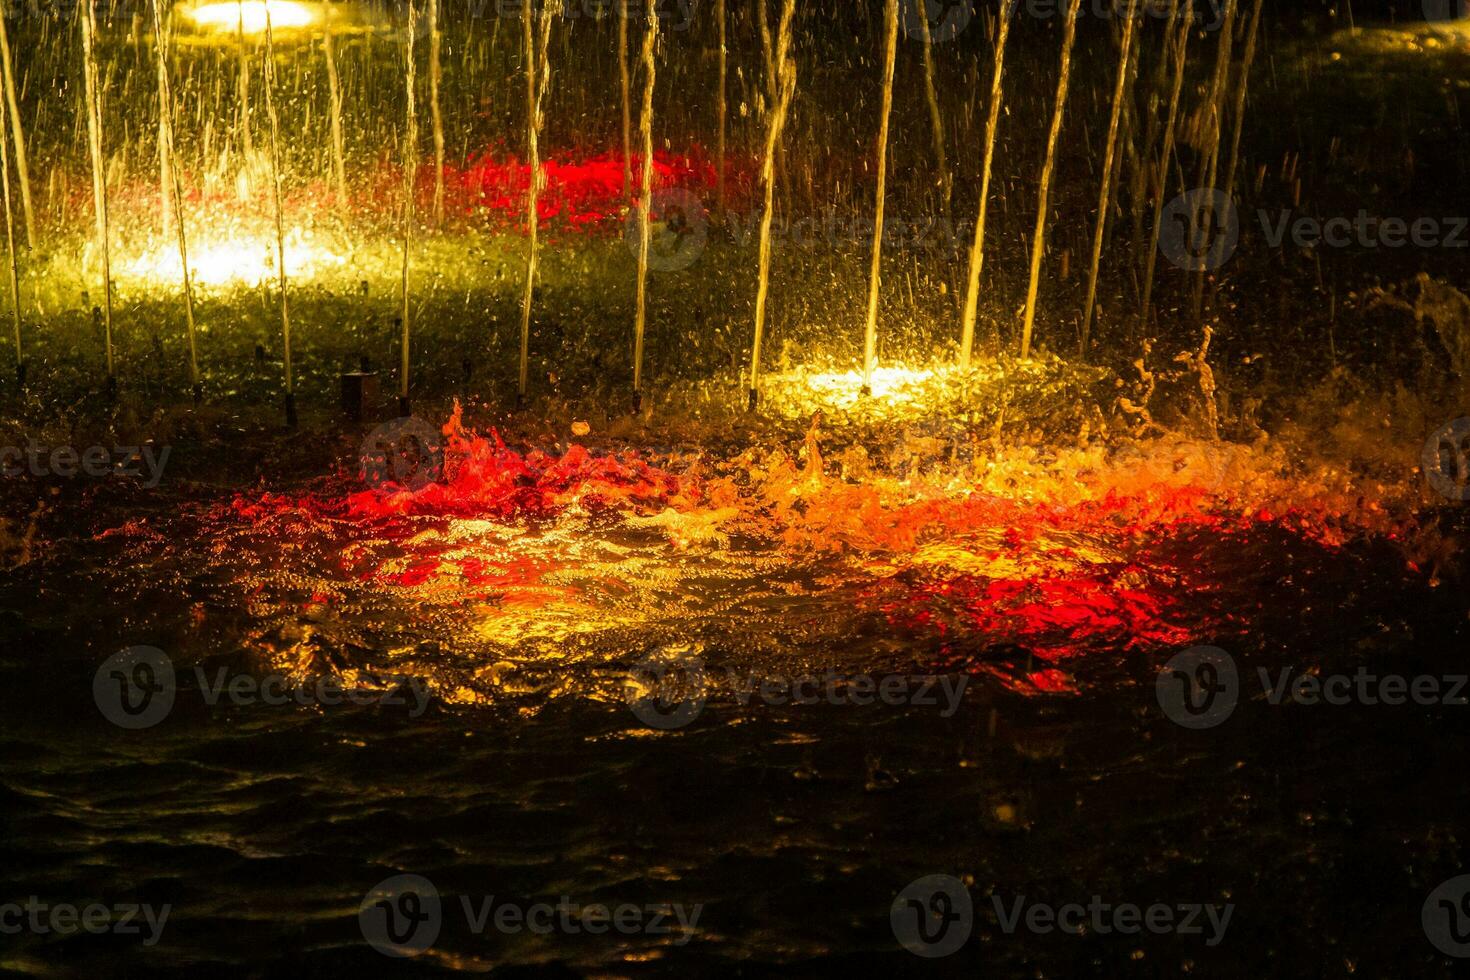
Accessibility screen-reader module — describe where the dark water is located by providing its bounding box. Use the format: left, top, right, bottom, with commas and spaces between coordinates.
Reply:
3, 461, 1469, 978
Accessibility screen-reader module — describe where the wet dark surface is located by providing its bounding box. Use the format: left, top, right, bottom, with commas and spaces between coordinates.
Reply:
2, 444, 1467, 978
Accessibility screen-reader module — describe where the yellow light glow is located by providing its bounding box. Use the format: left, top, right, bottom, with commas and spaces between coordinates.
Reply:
184, 1, 320, 35
801, 366, 939, 404
122, 228, 346, 288
755, 365, 957, 423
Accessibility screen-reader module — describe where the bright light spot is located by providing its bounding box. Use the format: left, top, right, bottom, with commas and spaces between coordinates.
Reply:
184, 1, 320, 35
122, 228, 346, 288
801, 366, 939, 403
757, 364, 959, 422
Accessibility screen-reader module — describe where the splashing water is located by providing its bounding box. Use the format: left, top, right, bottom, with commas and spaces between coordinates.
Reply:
93, 405, 1415, 708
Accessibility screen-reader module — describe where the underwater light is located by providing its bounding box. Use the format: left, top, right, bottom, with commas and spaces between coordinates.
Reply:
122, 229, 346, 289
182, 1, 322, 35
800, 367, 940, 405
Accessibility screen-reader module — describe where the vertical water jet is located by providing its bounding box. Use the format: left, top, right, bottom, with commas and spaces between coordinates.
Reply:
237, 1, 254, 162
429, 0, 444, 226
156, 5, 173, 238
1221, 0, 1266, 211
0, 3, 33, 250
151, 0, 200, 401
323, 29, 348, 211
619, 0, 632, 199
716, 0, 726, 217
400, 0, 419, 415
1018, 0, 1083, 360
913, 0, 949, 218
81, 0, 114, 391
747, 0, 796, 410
631, 0, 659, 407
862, 0, 899, 392
1190, 0, 1238, 322
518, 0, 559, 406
1205, 0, 1264, 316
958, 0, 1014, 368
261, 2, 294, 425
1080, 6, 1141, 355
1139, 2, 1195, 327
1134, 0, 1183, 267
0, 71, 21, 382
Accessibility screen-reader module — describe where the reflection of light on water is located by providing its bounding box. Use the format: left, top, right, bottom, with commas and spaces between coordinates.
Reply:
1322, 21, 1470, 59
761, 359, 1083, 423
802, 366, 939, 406
762, 365, 951, 418
122, 228, 346, 288
184, 1, 320, 34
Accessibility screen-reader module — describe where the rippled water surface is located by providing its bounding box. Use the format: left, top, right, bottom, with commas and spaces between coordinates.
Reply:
3, 422, 1468, 978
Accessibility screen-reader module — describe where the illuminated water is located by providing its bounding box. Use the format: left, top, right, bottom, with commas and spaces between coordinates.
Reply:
2, 410, 1467, 975
2, 4, 1469, 975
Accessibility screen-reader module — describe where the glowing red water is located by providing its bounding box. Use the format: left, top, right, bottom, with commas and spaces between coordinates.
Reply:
218, 410, 1393, 686
66, 146, 734, 239
231, 403, 692, 527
